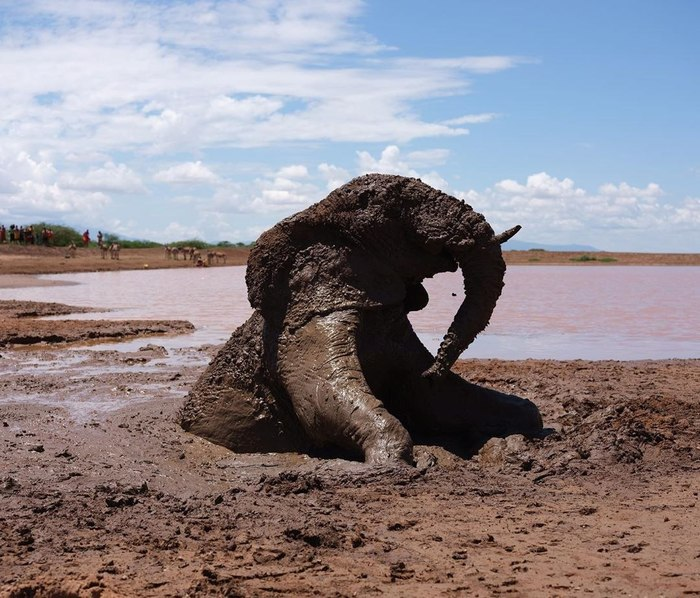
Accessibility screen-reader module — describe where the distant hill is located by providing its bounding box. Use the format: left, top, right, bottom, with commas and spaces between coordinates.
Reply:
504, 240, 599, 252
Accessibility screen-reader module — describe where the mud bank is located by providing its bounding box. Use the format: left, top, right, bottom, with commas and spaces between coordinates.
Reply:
1, 320, 698, 595
0, 300, 194, 348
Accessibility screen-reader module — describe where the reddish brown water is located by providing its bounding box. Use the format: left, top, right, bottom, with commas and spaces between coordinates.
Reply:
1, 265, 698, 359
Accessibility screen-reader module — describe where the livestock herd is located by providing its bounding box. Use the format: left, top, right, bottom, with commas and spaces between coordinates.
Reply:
99, 242, 122, 260
164, 246, 227, 267
0, 230, 232, 267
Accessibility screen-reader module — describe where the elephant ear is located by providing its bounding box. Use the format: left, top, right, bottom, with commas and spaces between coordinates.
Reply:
246, 206, 343, 327
246, 223, 295, 324
245, 175, 390, 325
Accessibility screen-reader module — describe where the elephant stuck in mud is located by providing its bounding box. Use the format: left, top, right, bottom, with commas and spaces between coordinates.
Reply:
179, 174, 542, 464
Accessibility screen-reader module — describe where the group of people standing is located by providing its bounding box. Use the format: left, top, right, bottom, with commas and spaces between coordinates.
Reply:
84, 230, 106, 247
0, 225, 105, 248
0, 224, 55, 246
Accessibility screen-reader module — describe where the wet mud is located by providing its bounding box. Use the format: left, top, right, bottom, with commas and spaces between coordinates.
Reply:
0, 300, 194, 348
0, 313, 698, 595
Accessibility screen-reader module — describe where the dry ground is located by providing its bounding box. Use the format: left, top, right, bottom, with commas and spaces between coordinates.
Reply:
0, 247, 698, 597
0, 244, 249, 276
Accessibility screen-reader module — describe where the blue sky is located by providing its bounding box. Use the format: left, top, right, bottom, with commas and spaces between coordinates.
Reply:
0, 0, 698, 251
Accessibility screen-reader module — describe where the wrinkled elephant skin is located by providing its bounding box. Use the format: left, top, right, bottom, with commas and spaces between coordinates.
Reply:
179, 174, 542, 464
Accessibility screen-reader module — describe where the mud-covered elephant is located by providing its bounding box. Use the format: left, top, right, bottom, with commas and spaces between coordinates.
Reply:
179, 174, 542, 464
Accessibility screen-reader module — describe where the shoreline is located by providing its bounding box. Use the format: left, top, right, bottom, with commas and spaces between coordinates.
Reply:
1, 244, 698, 278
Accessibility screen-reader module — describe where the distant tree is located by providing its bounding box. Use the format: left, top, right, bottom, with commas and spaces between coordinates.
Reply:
102, 232, 161, 248
31, 223, 82, 247
172, 238, 208, 249
216, 240, 254, 248
117, 239, 162, 248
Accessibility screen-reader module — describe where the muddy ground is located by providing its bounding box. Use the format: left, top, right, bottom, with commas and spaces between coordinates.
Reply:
0, 256, 699, 596
0, 301, 194, 348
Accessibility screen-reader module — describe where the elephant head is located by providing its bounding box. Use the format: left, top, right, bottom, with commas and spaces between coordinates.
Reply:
422, 225, 522, 378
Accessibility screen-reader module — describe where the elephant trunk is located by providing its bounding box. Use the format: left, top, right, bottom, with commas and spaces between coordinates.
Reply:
422, 227, 517, 378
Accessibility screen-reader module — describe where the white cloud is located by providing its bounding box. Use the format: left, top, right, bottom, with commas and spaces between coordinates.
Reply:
0, 1, 518, 157
154, 161, 219, 185
357, 145, 411, 174
277, 165, 309, 178
249, 174, 320, 213
206, 147, 453, 216
60, 162, 145, 193
205, 167, 322, 215
7, 152, 57, 183
0, 2, 525, 235
670, 197, 700, 229
318, 163, 351, 190
207, 95, 285, 122
6, 181, 109, 219
0, 151, 110, 221
441, 113, 499, 126
153, 222, 203, 243
405, 149, 451, 168
459, 173, 699, 247
394, 56, 532, 74
356, 145, 450, 190
598, 182, 663, 198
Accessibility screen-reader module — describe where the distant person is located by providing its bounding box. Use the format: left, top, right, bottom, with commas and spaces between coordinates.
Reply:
97, 231, 103, 247
0, 225, 5, 244
82, 230, 90, 247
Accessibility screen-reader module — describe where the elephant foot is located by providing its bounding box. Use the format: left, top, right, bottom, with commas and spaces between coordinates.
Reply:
361, 414, 415, 465
460, 384, 543, 439
278, 310, 414, 464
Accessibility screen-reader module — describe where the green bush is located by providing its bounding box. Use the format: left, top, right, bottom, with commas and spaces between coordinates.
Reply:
215, 240, 254, 248
30, 223, 83, 246
101, 233, 155, 248
569, 254, 597, 262
171, 238, 208, 249
16, 223, 251, 249
116, 239, 162, 249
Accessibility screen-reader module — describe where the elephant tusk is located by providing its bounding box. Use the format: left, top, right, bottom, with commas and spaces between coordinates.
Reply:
493, 225, 522, 245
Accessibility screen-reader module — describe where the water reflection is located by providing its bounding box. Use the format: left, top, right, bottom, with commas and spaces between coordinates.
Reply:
0, 265, 698, 360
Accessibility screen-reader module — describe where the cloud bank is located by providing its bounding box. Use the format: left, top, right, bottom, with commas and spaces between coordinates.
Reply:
0, 1, 695, 251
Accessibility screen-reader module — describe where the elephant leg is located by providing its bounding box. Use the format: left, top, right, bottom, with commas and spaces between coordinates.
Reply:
276, 309, 414, 465
359, 309, 542, 440
409, 374, 543, 439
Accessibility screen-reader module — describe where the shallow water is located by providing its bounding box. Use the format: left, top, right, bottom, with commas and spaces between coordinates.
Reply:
1, 265, 698, 360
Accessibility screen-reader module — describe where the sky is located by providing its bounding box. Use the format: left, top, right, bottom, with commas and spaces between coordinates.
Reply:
0, 0, 698, 252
